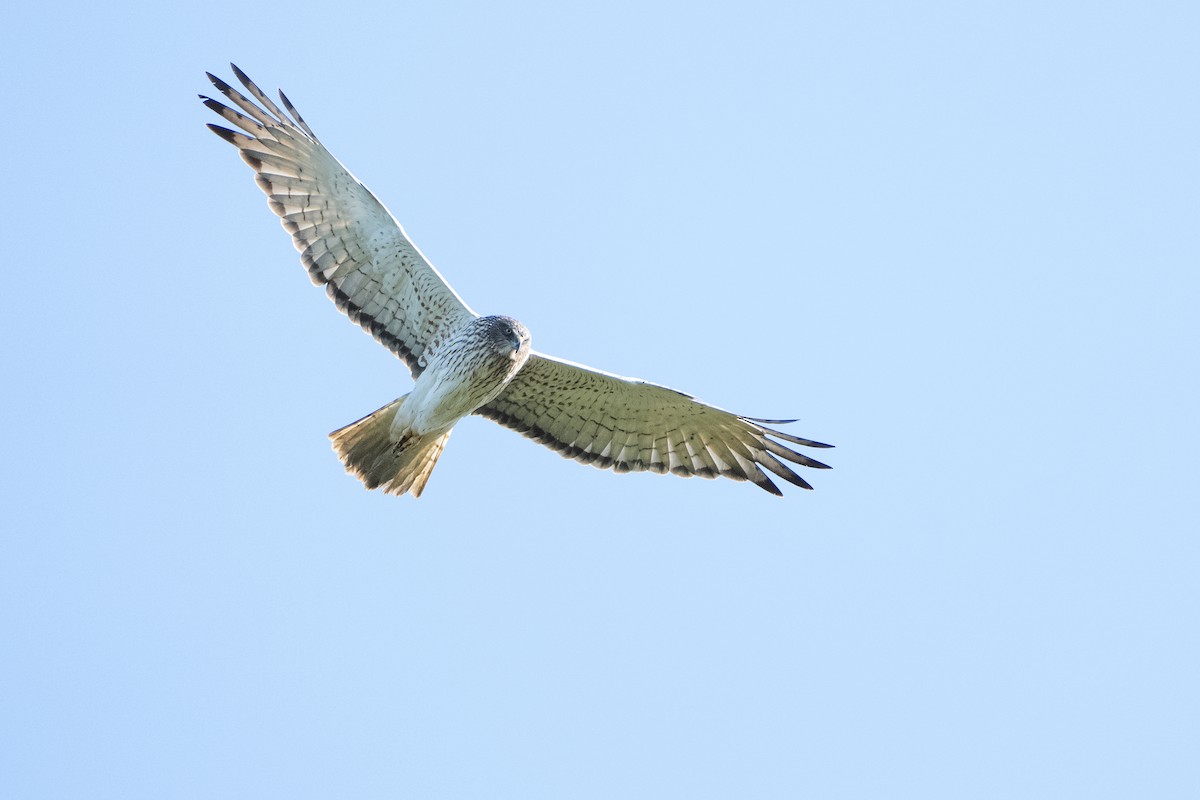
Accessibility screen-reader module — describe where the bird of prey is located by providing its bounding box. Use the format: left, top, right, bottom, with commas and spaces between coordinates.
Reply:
201, 66, 832, 497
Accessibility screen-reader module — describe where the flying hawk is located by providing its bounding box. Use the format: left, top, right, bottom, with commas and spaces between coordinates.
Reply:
201, 66, 832, 497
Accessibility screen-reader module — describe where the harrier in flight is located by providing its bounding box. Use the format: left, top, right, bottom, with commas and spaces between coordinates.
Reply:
202, 66, 832, 497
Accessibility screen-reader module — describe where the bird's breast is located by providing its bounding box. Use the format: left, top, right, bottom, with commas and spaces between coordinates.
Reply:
402, 348, 518, 435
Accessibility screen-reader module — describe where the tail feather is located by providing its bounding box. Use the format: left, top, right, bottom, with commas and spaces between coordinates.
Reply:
328, 396, 451, 497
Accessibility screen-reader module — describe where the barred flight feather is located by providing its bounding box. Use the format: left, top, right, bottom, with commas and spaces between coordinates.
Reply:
203, 66, 475, 378
477, 353, 832, 495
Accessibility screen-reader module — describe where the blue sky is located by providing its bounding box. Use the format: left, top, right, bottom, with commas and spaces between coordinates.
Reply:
2, 1, 1197, 797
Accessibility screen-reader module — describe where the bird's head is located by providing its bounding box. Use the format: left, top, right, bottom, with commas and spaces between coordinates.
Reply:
483, 315, 532, 364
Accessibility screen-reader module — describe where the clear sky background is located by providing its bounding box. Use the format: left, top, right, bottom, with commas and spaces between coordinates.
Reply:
2, 1, 1197, 798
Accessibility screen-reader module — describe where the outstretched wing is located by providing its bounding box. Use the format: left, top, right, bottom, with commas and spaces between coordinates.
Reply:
478, 354, 833, 495
201, 65, 475, 377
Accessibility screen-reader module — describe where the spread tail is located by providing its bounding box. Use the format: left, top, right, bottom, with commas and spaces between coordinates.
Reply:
328, 396, 451, 497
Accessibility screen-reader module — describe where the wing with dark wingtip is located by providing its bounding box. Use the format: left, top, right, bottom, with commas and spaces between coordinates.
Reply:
201, 65, 475, 377
478, 353, 833, 494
